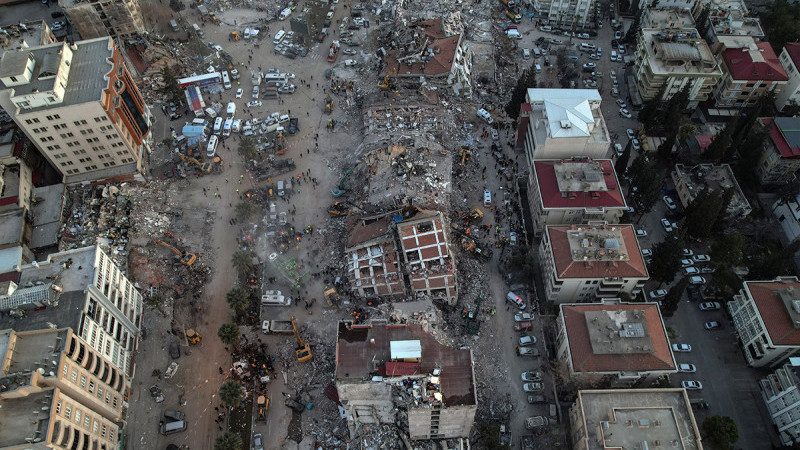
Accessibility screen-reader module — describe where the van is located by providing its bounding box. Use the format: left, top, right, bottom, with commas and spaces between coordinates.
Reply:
191, 118, 205, 127
273, 30, 286, 45
207, 135, 218, 158
580, 43, 596, 51
226, 102, 236, 118
611, 50, 618, 60
204, 107, 217, 119
483, 189, 492, 207
278, 114, 290, 124
221, 71, 231, 90
535, 64, 542, 73
222, 118, 232, 137
191, 24, 204, 38
507, 291, 526, 310
160, 420, 187, 435
522, 48, 531, 60
264, 73, 288, 83
277, 180, 285, 196
169, 20, 179, 32
533, 48, 541, 57
213, 117, 223, 133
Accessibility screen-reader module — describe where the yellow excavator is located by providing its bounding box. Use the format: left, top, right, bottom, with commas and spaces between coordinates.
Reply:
185, 329, 202, 344
153, 239, 197, 266
291, 316, 312, 362
275, 130, 286, 155
377, 68, 397, 90
324, 93, 334, 114
177, 152, 223, 174
230, 31, 241, 41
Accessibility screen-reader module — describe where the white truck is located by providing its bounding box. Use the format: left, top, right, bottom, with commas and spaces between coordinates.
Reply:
261, 320, 294, 334
261, 290, 292, 306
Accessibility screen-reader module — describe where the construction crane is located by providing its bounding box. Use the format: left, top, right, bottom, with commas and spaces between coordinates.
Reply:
291, 316, 312, 362
377, 68, 397, 90
324, 93, 334, 114
153, 239, 197, 266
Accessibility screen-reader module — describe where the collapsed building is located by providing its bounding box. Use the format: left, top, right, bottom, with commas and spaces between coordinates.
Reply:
335, 320, 477, 441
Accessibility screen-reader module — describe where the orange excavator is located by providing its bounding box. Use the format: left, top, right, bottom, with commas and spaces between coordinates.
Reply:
153, 239, 197, 266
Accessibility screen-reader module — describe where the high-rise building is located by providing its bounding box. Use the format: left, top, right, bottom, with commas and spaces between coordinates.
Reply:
59, 0, 145, 39
0, 37, 152, 184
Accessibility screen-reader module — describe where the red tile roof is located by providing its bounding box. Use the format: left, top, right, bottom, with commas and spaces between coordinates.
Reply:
722, 43, 788, 81
562, 303, 675, 373
784, 43, 800, 69
384, 35, 461, 78
763, 117, 800, 159
747, 281, 800, 346
534, 160, 626, 210
547, 225, 648, 279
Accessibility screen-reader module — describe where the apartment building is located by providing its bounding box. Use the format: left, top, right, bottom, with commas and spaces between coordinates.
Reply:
633, 28, 722, 109
60, 0, 145, 39
0, 245, 143, 380
538, 223, 649, 303
642, 7, 696, 29
556, 300, 676, 382
568, 389, 703, 450
335, 320, 477, 441
0, 327, 128, 447
775, 43, 800, 111
0, 37, 152, 184
529, 158, 627, 235
729, 277, 800, 368
345, 216, 405, 298
714, 42, 787, 108
533, 0, 595, 28
397, 210, 458, 305
671, 163, 752, 217
760, 358, 800, 446
702, 0, 765, 44
522, 88, 610, 162
757, 117, 800, 185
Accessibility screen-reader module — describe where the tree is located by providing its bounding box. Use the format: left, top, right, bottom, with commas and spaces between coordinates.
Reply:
615, 145, 631, 179
219, 380, 244, 409
158, 66, 183, 104
678, 123, 696, 143
225, 288, 250, 314
649, 237, 683, 286
235, 201, 255, 222
505, 64, 538, 119
711, 233, 747, 267
217, 323, 240, 346
640, 85, 667, 131
622, 11, 641, 44
701, 415, 739, 450
214, 432, 243, 450
168, 0, 185, 12
628, 157, 662, 213
238, 136, 257, 160
656, 134, 676, 162
477, 423, 511, 449
683, 189, 725, 239
764, 0, 800, 54
662, 277, 689, 316
231, 250, 254, 277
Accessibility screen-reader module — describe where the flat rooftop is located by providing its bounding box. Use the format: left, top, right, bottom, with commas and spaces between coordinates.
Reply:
643, 8, 696, 29
0, 208, 23, 247
562, 302, 675, 374
526, 89, 610, 148
30, 183, 65, 249
673, 163, 750, 213
16, 245, 96, 293
547, 224, 648, 279
4, 328, 68, 374
640, 29, 720, 75
336, 320, 475, 406
709, 1, 764, 39
534, 159, 626, 210
577, 389, 702, 450
0, 388, 52, 447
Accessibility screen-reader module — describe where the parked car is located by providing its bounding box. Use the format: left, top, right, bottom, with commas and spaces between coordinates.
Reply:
253, 433, 264, 450
626, 129, 636, 140
649, 289, 667, 299
631, 139, 641, 150
514, 321, 533, 332
506, 291, 526, 310
582, 62, 596, 69
636, 229, 647, 237
619, 108, 632, 118
690, 276, 707, 285
682, 249, 694, 257
641, 249, 652, 257
687, 285, 702, 301
527, 394, 546, 403
701, 267, 716, 274
661, 218, 673, 232
343, 49, 357, 55
663, 196, 677, 210
235, 88, 243, 98
693, 255, 710, 263
514, 312, 533, 322
682, 380, 703, 390
517, 346, 540, 357
247, 100, 262, 107
684, 267, 700, 275
518, 335, 537, 346
491, 129, 499, 141
521, 371, 543, 382
523, 382, 544, 392
681, 259, 695, 268
616, 99, 627, 108
344, 59, 358, 66
699, 302, 721, 311
704, 321, 721, 330
672, 343, 692, 352
678, 363, 697, 373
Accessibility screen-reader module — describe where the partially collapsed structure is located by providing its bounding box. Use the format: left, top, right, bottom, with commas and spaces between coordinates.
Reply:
335, 320, 477, 441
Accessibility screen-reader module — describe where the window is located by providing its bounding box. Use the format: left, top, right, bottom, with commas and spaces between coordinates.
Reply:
63, 364, 69, 377
89, 380, 95, 393
64, 404, 72, 419
80, 375, 87, 388
56, 400, 62, 414
84, 415, 91, 428
75, 409, 82, 423
93, 420, 99, 433
67, 132, 74, 137
71, 369, 78, 382
101, 424, 107, 438
66, 142, 74, 148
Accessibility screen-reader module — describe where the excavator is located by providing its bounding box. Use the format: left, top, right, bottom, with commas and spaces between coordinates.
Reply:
324, 93, 334, 114
331, 165, 356, 197
230, 31, 241, 41
327, 201, 348, 216
185, 329, 202, 344
153, 239, 197, 266
291, 316, 312, 362
275, 130, 286, 155
464, 296, 483, 335
178, 151, 223, 174
377, 68, 397, 90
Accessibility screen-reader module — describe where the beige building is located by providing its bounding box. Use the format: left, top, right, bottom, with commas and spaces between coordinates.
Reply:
522, 88, 610, 162
633, 28, 722, 109
529, 158, 627, 235
757, 117, 800, 185
714, 41, 787, 108
568, 389, 703, 450
0, 37, 152, 184
533, 0, 595, 28
538, 223, 649, 303
0, 245, 143, 381
728, 277, 800, 368
556, 300, 676, 382
0, 327, 127, 447
335, 320, 477, 441
397, 210, 458, 305
345, 216, 405, 298
59, 0, 145, 39
671, 163, 751, 217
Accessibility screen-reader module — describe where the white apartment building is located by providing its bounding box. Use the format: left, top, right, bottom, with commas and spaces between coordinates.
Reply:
728, 277, 800, 368
776, 43, 800, 111
760, 358, 800, 446
538, 223, 649, 303
0, 37, 152, 184
531, 0, 594, 28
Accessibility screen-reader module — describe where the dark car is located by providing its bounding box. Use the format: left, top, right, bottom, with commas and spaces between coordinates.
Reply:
51, 11, 65, 18
686, 285, 702, 302
527, 394, 546, 403
169, 342, 180, 359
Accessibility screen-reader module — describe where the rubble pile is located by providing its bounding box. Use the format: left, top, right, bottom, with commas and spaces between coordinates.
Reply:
362, 104, 447, 135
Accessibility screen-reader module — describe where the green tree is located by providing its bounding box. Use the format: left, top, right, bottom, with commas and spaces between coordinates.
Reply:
231, 250, 254, 277
746, 240, 800, 281
219, 380, 244, 409
235, 201, 255, 222
640, 85, 667, 131
505, 67, 537, 119
214, 432, 243, 450
678, 123, 696, 142
683, 189, 725, 239
657, 134, 676, 162
662, 277, 689, 316
158, 66, 183, 104
711, 233, 747, 267
144, 294, 167, 308
168, 0, 185, 12
615, 145, 631, 179
649, 237, 683, 286
764, 0, 800, 54
225, 288, 250, 314
238, 136, 257, 160
701, 415, 739, 450
628, 157, 662, 213
217, 323, 240, 346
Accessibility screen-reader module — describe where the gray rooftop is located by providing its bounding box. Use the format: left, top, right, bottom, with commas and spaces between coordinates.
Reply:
577, 389, 702, 450
0, 38, 113, 112
30, 184, 65, 249
0, 52, 30, 79
0, 208, 24, 247
0, 289, 85, 333
0, 388, 52, 447
775, 117, 800, 149
18, 245, 96, 293
585, 310, 654, 355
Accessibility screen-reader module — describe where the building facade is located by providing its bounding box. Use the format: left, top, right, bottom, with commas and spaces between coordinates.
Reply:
529, 158, 627, 235
671, 163, 752, 217
538, 223, 649, 303
760, 358, 800, 446
0, 38, 152, 184
534, 0, 595, 28
757, 117, 800, 185
728, 277, 800, 368
775, 44, 800, 111
397, 210, 458, 305
714, 42, 787, 108
60, 0, 145, 39
345, 216, 405, 298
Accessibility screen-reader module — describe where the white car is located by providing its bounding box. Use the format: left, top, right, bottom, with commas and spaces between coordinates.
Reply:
514, 312, 534, 322
212, 45, 223, 52
681, 380, 702, 390
610, 70, 617, 79
619, 108, 632, 119
284, 73, 296, 79
631, 139, 641, 151
649, 289, 667, 299
616, 99, 627, 108
232, 119, 241, 132
247, 100, 262, 108
678, 363, 697, 373
641, 249, 652, 257
636, 229, 647, 237
689, 276, 707, 285
663, 196, 677, 210
693, 255, 710, 263
235, 88, 243, 98
343, 49, 357, 55
682, 249, 694, 257
344, 59, 358, 66
477, 108, 494, 124
683, 266, 700, 275
672, 343, 692, 352
681, 259, 694, 268
518, 335, 537, 346
491, 129, 499, 141
626, 129, 636, 140
699, 302, 721, 311
661, 218, 673, 232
